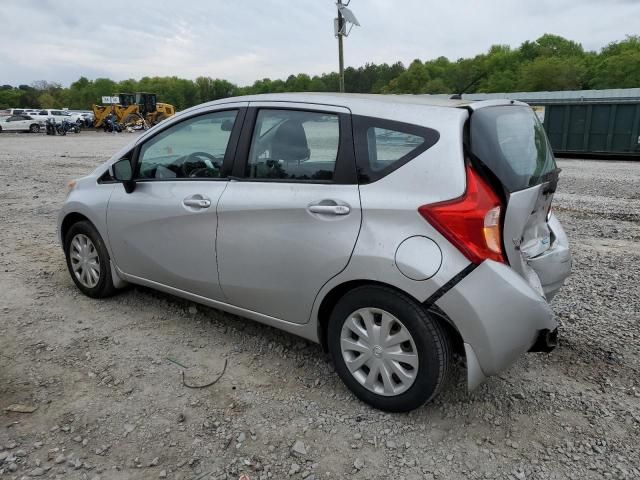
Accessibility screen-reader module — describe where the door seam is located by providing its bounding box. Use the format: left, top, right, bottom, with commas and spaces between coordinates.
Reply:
215, 181, 232, 301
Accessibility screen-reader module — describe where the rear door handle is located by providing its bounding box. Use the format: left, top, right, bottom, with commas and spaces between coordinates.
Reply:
308, 201, 350, 216
183, 195, 211, 209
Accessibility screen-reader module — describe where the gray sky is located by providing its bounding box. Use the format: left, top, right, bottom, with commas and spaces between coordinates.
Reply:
1, 0, 638, 87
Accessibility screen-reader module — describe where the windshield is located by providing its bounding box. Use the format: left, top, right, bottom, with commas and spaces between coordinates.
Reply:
470, 105, 557, 192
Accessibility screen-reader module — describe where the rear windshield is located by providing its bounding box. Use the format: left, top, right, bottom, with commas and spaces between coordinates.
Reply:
470, 106, 556, 192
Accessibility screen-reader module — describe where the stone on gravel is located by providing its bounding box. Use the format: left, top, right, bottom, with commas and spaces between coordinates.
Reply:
291, 440, 307, 456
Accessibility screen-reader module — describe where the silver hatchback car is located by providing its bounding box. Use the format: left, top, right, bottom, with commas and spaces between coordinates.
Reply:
59, 93, 571, 412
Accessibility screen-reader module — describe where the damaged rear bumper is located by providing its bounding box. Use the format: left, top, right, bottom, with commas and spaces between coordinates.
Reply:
435, 260, 558, 390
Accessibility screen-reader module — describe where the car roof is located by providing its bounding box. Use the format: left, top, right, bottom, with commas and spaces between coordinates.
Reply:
200, 92, 470, 109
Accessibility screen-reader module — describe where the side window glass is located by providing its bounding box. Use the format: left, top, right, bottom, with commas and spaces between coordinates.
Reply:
136, 110, 238, 180
247, 109, 339, 181
366, 127, 426, 172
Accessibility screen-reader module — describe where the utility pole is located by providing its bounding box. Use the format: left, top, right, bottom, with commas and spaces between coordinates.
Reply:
337, 0, 345, 93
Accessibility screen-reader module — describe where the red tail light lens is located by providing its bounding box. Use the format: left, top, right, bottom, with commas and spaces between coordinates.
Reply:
418, 165, 505, 264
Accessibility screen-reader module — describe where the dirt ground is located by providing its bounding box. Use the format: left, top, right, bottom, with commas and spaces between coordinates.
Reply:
0, 131, 639, 480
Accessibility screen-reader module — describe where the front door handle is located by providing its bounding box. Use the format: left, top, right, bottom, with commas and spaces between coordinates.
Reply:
308, 200, 351, 216
183, 195, 211, 209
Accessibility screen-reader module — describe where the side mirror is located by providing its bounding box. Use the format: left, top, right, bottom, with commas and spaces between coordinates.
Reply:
113, 158, 136, 194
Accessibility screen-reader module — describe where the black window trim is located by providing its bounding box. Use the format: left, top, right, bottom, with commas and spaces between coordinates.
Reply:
231, 106, 358, 185
352, 114, 440, 184
118, 107, 247, 184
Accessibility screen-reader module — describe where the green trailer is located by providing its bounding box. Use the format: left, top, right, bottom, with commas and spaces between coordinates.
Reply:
543, 102, 640, 158
461, 89, 640, 158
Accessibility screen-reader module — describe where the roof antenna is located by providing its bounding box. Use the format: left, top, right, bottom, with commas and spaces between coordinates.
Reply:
449, 71, 487, 100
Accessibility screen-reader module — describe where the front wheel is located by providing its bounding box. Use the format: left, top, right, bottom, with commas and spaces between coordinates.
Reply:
30, 124, 40, 133
64, 221, 117, 298
328, 286, 451, 412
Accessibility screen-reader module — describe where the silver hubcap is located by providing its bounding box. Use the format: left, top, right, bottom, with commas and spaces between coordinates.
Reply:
69, 234, 100, 288
340, 308, 419, 396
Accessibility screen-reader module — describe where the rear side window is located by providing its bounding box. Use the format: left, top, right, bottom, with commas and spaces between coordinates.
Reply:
353, 115, 439, 183
366, 127, 426, 172
470, 106, 557, 192
246, 109, 339, 181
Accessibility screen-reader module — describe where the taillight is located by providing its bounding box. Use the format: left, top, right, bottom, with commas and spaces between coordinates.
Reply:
418, 165, 505, 264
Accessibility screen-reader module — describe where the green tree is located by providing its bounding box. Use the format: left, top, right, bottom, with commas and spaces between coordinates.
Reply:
517, 57, 585, 91
591, 50, 640, 88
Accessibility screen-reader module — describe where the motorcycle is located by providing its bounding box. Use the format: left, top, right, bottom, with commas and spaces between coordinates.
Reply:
56, 119, 81, 136
103, 118, 123, 133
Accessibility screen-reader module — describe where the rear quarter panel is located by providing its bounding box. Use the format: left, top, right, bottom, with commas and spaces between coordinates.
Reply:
311, 105, 471, 321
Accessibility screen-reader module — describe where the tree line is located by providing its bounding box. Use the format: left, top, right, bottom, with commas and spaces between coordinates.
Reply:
1, 34, 639, 111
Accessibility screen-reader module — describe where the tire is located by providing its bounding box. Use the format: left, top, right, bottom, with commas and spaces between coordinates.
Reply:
153, 113, 167, 125
64, 221, 117, 298
328, 285, 451, 412
29, 124, 40, 133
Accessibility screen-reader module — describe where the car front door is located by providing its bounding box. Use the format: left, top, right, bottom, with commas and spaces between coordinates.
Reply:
5, 116, 21, 131
217, 103, 361, 324
106, 104, 247, 301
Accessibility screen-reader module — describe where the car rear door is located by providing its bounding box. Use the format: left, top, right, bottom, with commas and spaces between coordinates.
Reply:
216, 102, 361, 324
106, 104, 247, 301
468, 102, 571, 300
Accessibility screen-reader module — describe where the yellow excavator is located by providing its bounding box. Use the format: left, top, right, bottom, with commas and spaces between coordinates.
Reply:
92, 93, 175, 129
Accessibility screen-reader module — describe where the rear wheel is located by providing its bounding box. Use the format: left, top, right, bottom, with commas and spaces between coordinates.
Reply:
64, 221, 116, 298
153, 113, 167, 125
29, 124, 40, 133
328, 286, 450, 412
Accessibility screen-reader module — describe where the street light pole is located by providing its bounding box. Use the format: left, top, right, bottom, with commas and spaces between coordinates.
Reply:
337, 0, 345, 93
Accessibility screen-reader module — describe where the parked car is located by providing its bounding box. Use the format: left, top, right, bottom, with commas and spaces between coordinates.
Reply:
30, 109, 82, 124
5, 108, 29, 116
58, 93, 571, 412
0, 114, 41, 133
77, 111, 94, 128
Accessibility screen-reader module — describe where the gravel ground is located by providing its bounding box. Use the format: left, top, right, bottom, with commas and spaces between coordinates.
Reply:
0, 132, 638, 480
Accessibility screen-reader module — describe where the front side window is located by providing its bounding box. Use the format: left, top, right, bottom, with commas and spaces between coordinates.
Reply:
246, 109, 339, 181
137, 110, 238, 180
